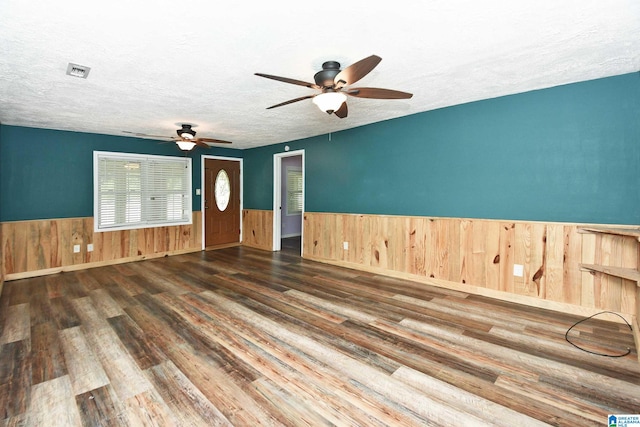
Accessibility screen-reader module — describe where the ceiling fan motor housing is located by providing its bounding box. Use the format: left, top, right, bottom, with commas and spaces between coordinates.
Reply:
177, 124, 196, 139
314, 61, 341, 88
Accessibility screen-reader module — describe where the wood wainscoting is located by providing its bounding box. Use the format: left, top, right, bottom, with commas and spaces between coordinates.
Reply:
304, 212, 639, 322
0, 221, 3, 292
242, 209, 273, 251
1, 212, 203, 280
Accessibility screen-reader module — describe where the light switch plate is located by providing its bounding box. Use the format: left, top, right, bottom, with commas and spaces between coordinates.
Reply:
73, 244, 81, 253
343, 241, 349, 250
87, 243, 94, 252
195, 188, 201, 195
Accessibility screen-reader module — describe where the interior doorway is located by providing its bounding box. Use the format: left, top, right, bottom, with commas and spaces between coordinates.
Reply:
202, 156, 242, 249
273, 150, 304, 255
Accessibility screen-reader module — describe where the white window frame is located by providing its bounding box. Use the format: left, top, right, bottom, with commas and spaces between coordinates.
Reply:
93, 151, 192, 232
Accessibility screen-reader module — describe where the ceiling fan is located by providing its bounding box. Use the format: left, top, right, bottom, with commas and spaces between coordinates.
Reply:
255, 55, 412, 118
123, 124, 232, 151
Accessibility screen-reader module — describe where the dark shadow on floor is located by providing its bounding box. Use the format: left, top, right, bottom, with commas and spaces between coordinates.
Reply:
281, 236, 301, 256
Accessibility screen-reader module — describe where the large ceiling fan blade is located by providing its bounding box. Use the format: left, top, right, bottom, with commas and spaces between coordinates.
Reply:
197, 137, 232, 145
345, 87, 413, 99
333, 102, 348, 118
266, 95, 316, 109
334, 55, 381, 87
255, 73, 320, 89
123, 130, 172, 139
194, 140, 212, 149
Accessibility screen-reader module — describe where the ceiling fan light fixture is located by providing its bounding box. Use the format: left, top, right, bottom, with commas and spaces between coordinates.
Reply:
176, 140, 196, 151
313, 92, 347, 114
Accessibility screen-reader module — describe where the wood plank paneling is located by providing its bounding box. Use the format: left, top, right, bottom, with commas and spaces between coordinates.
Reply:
0, 220, 4, 291
4, 210, 637, 322
241, 209, 273, 251
304, 213, 639, 319
1, 212, 203, 279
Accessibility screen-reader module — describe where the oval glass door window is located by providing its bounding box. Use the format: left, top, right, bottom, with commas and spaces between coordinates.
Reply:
215, 169, 231, 211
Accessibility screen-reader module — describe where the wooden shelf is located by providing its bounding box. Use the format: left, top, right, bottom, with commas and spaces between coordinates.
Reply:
579, 227, 640, 285
580, 263, 640, 284
579, 225, 640, 363
579, 226, 640, 241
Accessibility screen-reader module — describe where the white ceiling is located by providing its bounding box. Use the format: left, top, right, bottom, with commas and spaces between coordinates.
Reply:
1, 1, 639, 149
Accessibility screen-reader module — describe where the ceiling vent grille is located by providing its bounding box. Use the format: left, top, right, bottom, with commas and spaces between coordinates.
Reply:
66, 63, 91, 79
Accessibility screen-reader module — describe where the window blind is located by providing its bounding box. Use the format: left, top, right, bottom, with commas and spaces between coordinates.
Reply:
94, 151, 191, 231
286, 168, 303, 215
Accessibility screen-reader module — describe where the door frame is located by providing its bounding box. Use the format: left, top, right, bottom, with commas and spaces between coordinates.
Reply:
273, 149, 305, 255
201, 155, 243, 250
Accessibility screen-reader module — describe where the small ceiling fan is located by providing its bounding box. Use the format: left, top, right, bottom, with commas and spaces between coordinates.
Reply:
255, 55, 412, 118
123, 124, 232, 151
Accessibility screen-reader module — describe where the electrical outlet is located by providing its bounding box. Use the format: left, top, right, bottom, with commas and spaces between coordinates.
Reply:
195, 188, 201, 195
513, 264, 524, 277
73, 244, 81, 253
343, 241, 349, 250
87, 243, 94, 252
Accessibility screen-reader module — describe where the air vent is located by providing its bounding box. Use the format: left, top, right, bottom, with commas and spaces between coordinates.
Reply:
66, 63, 91, 79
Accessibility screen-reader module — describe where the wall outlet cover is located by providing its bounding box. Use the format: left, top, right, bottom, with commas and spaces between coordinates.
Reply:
87, 243, 94, 252
513, 264, 524, 277
73, 244, 81, 253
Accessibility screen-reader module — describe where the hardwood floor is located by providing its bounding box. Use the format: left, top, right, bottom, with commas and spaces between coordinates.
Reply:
1, 246, 639, 426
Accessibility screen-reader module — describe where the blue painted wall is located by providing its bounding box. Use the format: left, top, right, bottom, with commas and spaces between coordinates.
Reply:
0, 126, 242, 221
2, 73, 639, 225
244, 72, 640, 225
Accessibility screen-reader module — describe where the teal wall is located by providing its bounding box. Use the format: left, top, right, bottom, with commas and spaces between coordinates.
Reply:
2, 73, 639, 225
0, 126, 242, 221
244, 73, 640, 225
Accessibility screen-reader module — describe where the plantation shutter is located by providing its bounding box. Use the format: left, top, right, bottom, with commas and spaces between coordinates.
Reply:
94, 151, 191, 231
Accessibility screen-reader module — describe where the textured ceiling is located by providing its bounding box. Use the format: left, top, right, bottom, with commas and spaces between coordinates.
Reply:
1, 1, 639, 149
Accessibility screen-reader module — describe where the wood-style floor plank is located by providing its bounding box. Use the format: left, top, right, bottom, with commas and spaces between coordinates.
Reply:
0, 304, 30, 345
145, 361, 233, 426
123, 389, 180, 427
83, 326, 153, 401
162, 343, 280, 426
47, 274, 89, 300
106, 314, 166, 371
1, 244, 639, 426
194, 290, 514, 426
31, 322, 67, 385
49, 296, 81, 330
172, 292, 419, 426
26, 376, 82, 427
58, 327, 109, 396
0, 340, 31, 419
75, 384, 125, 426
